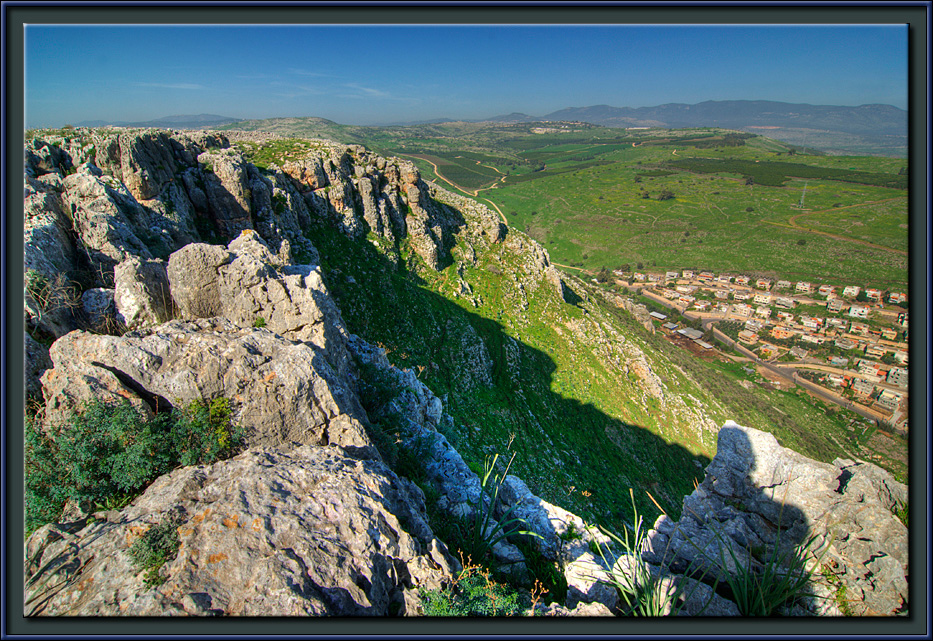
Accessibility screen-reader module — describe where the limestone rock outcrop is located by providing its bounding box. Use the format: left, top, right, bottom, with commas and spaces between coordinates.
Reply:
643, 421, 908, 616
24, 444, 459, 616
38, 318, 368, 452
166, 232, 351, 377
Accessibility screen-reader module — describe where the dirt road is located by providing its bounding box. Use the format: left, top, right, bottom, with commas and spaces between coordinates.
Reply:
766, 198, 907, 255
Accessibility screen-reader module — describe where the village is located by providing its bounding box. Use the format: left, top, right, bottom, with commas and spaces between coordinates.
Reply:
608, 268, 909, 433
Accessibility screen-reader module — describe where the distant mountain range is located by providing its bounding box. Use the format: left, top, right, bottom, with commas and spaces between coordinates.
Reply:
77, 100, 907, 156
532, 101, 907, 137
76, 113, 239, 129
449, 100, 907, 156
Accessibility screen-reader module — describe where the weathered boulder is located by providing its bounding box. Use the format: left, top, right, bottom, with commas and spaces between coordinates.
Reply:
24, 444, 459, 616
80, 287, 116, 330
644, 421, 908, 616
116, 131, 181, 200
61, 166, 153, 276
114, 257, 174, 329
24, 177, 78, 337
495, 474, 610, 565
197, 149, 253, 238
165, 243, 232, 318
167, 232, 351, 377
24, 332, 53, 401
38, 318, 369, 452
25, 137, 72, 177
282, 157, 329, 191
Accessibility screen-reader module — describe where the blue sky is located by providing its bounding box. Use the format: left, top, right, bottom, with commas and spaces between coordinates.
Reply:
24, 24, 908, 128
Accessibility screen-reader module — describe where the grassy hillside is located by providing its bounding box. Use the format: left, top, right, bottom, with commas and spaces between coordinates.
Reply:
223, 129, 909, 529
225, 119, 908, 290
292, 188, 907, 532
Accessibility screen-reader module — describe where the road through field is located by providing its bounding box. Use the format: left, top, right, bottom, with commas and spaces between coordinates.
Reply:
400, 154, 510, 225
765, 198, 907, 255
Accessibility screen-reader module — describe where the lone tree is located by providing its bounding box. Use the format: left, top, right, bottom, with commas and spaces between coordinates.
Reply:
657, 189, 675, 201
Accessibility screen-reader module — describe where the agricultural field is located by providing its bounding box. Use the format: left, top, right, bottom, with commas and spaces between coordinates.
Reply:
222, 118, 909, 289
484, 140, 908, 290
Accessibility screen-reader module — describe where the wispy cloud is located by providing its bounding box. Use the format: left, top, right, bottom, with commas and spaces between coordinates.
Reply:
134, 82, 205, 90
288, 68, 333, 78
343, 83, 391, 98
268, 81, 327, 99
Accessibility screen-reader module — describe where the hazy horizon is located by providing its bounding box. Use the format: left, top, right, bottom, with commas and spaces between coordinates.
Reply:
25, 24, 907, 129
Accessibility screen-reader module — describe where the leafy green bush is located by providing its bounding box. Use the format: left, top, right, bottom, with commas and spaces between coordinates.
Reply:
25, 398, 244, 535
420, 562, 526, 616
128, 517, 181, 588
170, 397, 244, 467
252, 316, 266, 328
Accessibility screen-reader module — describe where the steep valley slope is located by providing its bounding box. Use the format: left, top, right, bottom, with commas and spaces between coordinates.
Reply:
20, 127, 908, 617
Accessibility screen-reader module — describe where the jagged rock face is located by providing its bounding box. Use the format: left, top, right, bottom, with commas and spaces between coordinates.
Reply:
114, 256, 174, 329
167, 233, 350, 378
81, 288, 116, 330
24, 177, 78, 338
90, 129, 227, 199
24, 444, 459, 616
61, 164, 154, 274
282, 157, 328, 191
644, 421, 908, 616
25, 137, 73, 177
38, 318, 369, 452
197, 149, 253, 238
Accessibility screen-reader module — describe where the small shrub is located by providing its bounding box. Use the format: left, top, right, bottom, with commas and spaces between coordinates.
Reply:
559, 522, 583, 542
894, 501, 908, 527
24, 270, 81, 325
128, 517, 181, 588
170, 397, 244, 467
253, 316, 266, 328
420, 561, 526, 616
25, 398, 244, 535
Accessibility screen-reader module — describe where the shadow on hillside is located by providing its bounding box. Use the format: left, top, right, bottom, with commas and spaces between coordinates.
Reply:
306, 215, 714, 529
665, 426, 814, 613
314, 217, 825, 612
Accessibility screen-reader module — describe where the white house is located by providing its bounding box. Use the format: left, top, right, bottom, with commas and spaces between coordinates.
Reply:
848, 305, 870, 319
842, 285, 861, 298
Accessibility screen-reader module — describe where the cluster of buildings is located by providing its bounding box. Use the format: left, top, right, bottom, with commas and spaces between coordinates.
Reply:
625, 268, 910, 424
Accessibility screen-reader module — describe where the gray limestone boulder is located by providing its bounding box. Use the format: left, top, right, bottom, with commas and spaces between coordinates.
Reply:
61, 168, 153, 277
197, 149, 253, 239
37, 318, 369, 453
167, 233, 351, 378
80, 288, 117, 331
24, 444, 459, 616
645, 420, 908, 616
166, 243, 232, 318
114, 257, 174, 329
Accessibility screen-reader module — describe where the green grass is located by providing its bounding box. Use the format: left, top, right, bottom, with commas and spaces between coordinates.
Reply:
485, 147, 907, 288
216, 123, 907, 533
